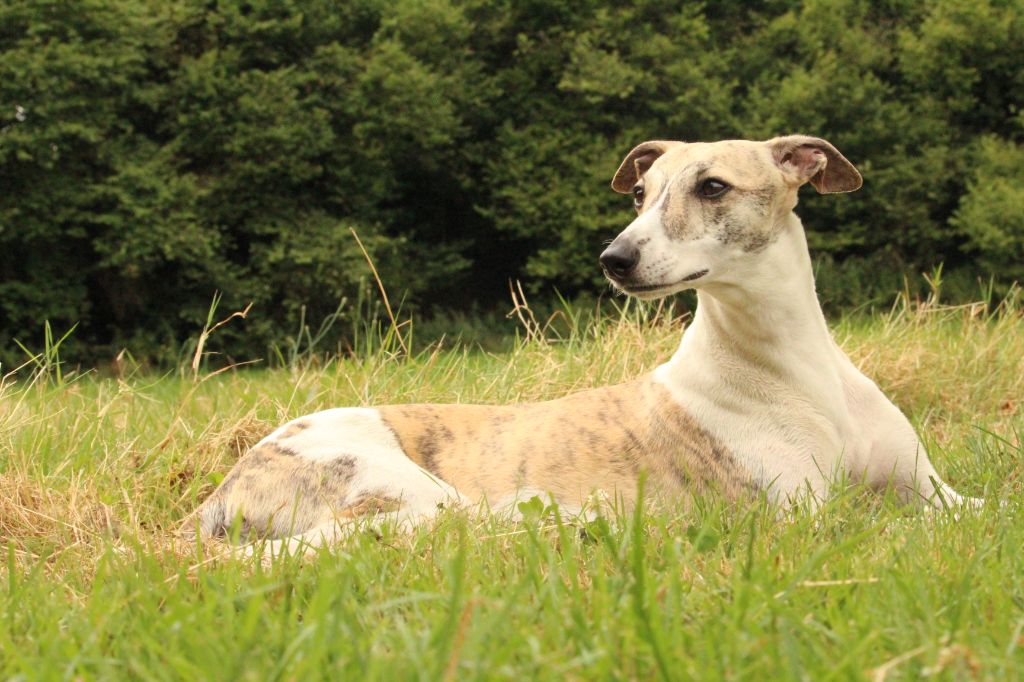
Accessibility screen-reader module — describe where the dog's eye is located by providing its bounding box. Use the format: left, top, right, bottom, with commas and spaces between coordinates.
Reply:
699, 178, 730, 198
632, 185, 645, 208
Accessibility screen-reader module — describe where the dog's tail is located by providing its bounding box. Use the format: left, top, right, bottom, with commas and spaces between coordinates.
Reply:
177, 496, 228, 541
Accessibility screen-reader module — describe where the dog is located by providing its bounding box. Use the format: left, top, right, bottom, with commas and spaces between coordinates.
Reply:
181, 134, 979, 555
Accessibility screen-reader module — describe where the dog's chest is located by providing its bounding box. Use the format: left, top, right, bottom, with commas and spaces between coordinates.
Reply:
654, 365, 859, 499
722, 405, 850, 497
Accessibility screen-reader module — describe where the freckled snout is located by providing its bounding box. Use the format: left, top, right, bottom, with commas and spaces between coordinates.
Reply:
600, 240, 640, 280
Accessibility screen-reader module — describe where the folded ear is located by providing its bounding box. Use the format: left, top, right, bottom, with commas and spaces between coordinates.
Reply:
768, 135, 862, 194
611, 140, 679, 193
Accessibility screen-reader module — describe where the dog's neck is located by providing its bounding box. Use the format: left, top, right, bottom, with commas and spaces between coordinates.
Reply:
659, 212, 845, 410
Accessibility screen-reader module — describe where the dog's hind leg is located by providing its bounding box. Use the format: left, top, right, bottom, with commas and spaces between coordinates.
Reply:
240, 505, 441, 563
240, 520, 356, 561
183, 407, 465, 554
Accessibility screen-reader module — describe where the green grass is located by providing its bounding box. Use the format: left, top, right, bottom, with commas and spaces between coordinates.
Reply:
1, 296, 1022, 680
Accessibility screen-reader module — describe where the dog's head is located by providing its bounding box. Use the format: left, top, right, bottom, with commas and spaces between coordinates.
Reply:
600, 136, 861, 298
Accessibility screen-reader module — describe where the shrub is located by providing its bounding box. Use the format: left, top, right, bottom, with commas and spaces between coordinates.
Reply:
1, 0, 1022, 366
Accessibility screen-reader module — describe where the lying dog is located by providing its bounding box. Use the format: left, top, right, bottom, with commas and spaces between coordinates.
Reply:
182, 135, 978, 555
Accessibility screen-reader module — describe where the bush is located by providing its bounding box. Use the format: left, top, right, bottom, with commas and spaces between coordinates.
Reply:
953, 137, 1024, 287
1, 0, 1022, 366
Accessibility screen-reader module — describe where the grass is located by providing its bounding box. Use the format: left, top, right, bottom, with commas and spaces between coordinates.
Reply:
1, 294, 1022, 680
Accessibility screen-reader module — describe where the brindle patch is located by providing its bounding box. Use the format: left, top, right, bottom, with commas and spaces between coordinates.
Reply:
201, 445, 361, 538
278, 420, 310, 439
645, 383, 752, 497
262, 441, 298, 457
666, 458, 694, 487
662, 199, 691, 240
378, 403, 498, 478
212, 464, 244, 499
707, 187, 779, 253
658, 163, 711, 241
748, 187, 774, 214
643, 144, 786, 252
416, 433, 440, 475
740, 232, 771, 253
339, 491, 403, 518
378, 378, 756, 506
326, 455, 359, 482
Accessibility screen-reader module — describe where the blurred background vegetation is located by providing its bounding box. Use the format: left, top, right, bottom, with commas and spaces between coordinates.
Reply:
1, 0, 1022, 367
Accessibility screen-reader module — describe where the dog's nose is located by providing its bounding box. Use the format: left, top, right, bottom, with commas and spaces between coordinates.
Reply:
600, 242, 640, 279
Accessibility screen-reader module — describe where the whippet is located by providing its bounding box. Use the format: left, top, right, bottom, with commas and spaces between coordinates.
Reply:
182, 135, 978, 554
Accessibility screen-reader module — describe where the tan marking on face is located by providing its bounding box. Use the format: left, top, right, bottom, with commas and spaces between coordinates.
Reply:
637, 141, 792, 252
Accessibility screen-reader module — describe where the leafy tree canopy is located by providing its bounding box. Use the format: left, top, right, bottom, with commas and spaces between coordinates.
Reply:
2, 0, 1022, 365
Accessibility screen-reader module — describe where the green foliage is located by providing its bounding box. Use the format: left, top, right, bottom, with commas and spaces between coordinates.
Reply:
953, 137, 1024, 285
1, 0, 1023, 365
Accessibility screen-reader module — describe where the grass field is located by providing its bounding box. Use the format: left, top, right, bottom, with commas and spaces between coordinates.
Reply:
1, 295, 1022, 680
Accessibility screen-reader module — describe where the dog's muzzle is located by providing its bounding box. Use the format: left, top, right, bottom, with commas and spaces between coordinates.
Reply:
600, 241, 640, 280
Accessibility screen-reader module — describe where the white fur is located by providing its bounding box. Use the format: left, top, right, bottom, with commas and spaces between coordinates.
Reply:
263, 408, 464, 522
649, 214, 977, 508
194, 137, 982, 561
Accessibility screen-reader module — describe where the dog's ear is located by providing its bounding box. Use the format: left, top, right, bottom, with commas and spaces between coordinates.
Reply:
768, 135, 862, 194
611, 141, 678, 193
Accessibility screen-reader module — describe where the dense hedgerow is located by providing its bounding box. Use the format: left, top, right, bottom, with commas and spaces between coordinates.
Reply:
1, 0, 1022, 365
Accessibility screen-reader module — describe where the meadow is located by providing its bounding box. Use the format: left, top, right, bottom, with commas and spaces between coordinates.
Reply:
1, 293, 1022, 680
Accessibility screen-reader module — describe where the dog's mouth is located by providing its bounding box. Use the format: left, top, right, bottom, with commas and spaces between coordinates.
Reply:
614, 269, 709, 296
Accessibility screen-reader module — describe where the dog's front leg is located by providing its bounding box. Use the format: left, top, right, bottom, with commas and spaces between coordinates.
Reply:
843, 369, 982, 510
866, 403, 982, 510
